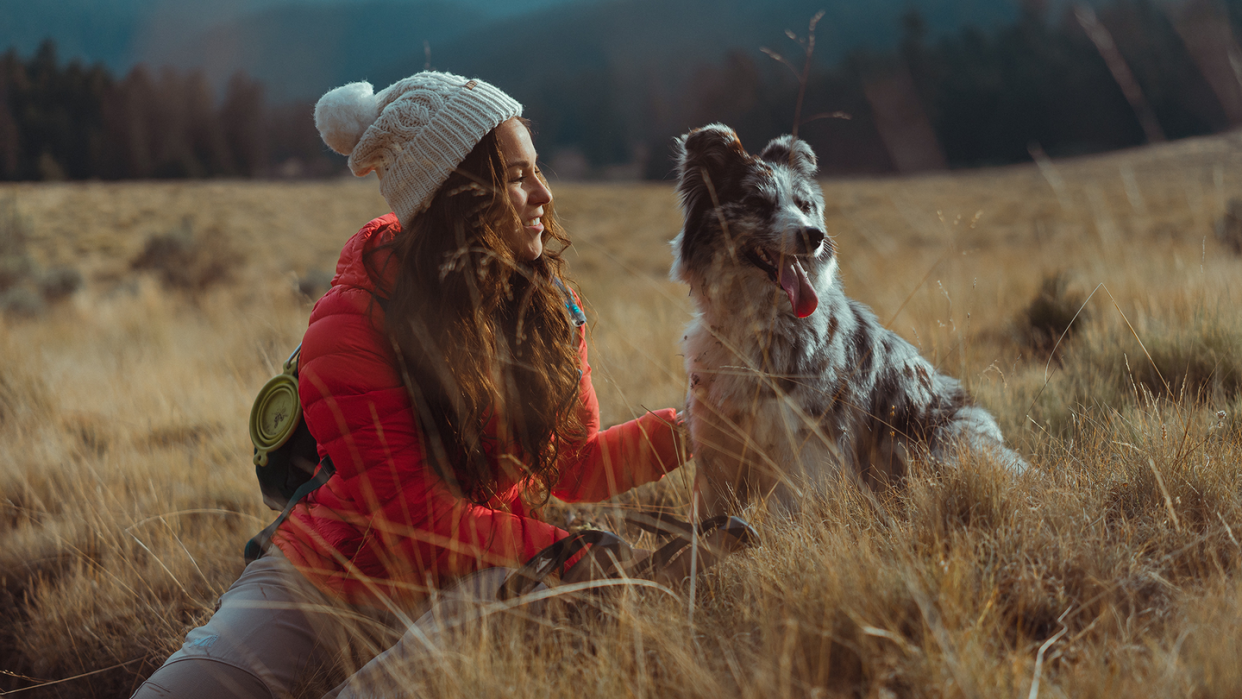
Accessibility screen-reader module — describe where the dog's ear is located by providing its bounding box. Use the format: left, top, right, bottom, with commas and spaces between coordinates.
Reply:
675, 124, 749, 208
759, 135, 818, 177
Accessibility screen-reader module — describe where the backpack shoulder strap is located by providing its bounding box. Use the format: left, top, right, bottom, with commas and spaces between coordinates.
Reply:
244, 455, 336, 563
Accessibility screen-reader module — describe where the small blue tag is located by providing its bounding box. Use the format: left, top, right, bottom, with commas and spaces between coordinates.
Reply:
553, 278, 586, 327
187, 634, 218, 650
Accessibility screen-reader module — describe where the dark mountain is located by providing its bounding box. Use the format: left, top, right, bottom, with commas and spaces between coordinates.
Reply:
147, 2, 485, 101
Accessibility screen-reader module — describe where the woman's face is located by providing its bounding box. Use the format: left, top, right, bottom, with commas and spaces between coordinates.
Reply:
496, 118, 552, 261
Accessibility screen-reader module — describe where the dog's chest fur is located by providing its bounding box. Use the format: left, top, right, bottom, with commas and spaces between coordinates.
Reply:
682, 281, 858, 500
681, 271, 981, 509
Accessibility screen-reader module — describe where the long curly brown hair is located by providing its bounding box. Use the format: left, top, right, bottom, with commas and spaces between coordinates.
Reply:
369, 122, 583, 504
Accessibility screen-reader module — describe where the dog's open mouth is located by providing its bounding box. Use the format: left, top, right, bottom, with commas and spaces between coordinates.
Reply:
745, 247, 819, 318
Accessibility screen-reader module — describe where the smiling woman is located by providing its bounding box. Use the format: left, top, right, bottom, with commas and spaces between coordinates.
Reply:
129, 71, 689, 699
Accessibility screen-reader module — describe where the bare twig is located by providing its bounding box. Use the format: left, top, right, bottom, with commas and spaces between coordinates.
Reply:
0, 658, 144, 696
762, 10, 828, 140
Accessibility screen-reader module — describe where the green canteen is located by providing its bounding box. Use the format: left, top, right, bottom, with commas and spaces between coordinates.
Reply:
249, 360, 302, 467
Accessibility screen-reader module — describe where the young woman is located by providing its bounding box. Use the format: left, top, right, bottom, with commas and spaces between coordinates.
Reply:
132, 72, 686, 699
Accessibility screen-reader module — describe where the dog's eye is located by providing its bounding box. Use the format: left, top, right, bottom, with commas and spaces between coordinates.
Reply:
741, 194, 773, 211
795, 199, 814, 214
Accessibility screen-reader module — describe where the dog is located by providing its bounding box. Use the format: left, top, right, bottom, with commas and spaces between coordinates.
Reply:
671, 124, 1027, 516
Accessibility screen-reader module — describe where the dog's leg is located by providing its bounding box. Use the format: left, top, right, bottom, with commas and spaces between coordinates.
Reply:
687, 401, 759, 517
933, 406, 1029, 474
859, 428, 911, 489
692, 464, 729, 518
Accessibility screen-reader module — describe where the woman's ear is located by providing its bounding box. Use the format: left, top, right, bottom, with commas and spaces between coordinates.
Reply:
675, 124, 749, 213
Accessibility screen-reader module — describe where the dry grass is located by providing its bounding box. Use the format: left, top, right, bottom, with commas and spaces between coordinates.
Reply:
2, 132, 1241, 697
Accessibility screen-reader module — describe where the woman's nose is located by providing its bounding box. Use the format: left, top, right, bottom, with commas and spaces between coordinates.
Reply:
530, 178, 552, 207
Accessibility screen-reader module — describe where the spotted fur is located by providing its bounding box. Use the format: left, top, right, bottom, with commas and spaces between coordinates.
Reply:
671, 124, 1026, 515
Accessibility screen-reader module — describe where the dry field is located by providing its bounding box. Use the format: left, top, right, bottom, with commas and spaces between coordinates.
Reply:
2, 132, 1242, 698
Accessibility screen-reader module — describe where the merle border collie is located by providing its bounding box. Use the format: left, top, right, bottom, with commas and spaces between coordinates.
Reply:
671, 124, 1027, 515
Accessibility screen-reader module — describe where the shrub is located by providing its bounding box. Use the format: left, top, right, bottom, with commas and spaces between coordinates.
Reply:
37, 267, 83, 302
0, 198, 83, 316
0, 198, 33, 293
296, 268, 334, 301
1217, 198, 1242, 255
1017, 271, 1087, 357
130, 220, 238, 293
0, 287, 45, 318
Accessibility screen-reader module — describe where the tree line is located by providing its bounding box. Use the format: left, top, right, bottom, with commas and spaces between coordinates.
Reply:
2, 0, 1241, 181
0, 41, 333, 181
522, 0, 1242, 177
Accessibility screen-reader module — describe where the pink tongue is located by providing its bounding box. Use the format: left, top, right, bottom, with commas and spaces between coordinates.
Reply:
778, 259, 818, 318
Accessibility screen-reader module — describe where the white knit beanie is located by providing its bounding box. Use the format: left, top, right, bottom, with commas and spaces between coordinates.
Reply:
313, 72, 523, 226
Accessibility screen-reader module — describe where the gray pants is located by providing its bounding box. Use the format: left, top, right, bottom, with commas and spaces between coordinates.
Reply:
131, 555, 532, 699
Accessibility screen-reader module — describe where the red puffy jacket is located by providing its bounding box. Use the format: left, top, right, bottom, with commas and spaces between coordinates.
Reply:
273, 214, 683, 607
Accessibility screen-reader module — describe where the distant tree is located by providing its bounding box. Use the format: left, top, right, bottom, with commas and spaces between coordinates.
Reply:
99, 65, 158, 178
0, 40, 109, 180
220, 72, 266, 176
266, 100, 341, 177
0, 53, 20, 179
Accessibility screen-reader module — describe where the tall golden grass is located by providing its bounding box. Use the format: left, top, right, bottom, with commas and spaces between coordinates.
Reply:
2, 132, 1241, 697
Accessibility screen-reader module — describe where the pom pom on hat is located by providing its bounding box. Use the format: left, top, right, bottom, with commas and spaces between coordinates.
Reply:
314, 82, 381, 156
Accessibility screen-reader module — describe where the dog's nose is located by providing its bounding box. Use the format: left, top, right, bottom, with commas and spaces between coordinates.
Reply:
799, 227, 826, 252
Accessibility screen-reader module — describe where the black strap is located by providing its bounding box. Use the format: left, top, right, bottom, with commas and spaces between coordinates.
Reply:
625, 516, 758, 580
496, 529, 627, 601
244, 455, 336, 563
625, 510, 694, 539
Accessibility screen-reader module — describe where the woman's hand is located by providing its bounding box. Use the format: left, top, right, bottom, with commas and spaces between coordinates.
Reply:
673, 410, 693, 461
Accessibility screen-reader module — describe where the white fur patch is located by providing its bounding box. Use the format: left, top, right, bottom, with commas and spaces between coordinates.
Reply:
314, 82, 380, 156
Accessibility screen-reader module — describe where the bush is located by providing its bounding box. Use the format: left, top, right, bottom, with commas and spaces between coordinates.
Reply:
1217, 198, 1242, 255
0, 287, 46, 318
296, 268, 333, 301
37, 267, 83, 302
1017, 271, 1087, 357
0, 198, 83, 316
130, 220, 237, 293
0, 198, 32, 293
